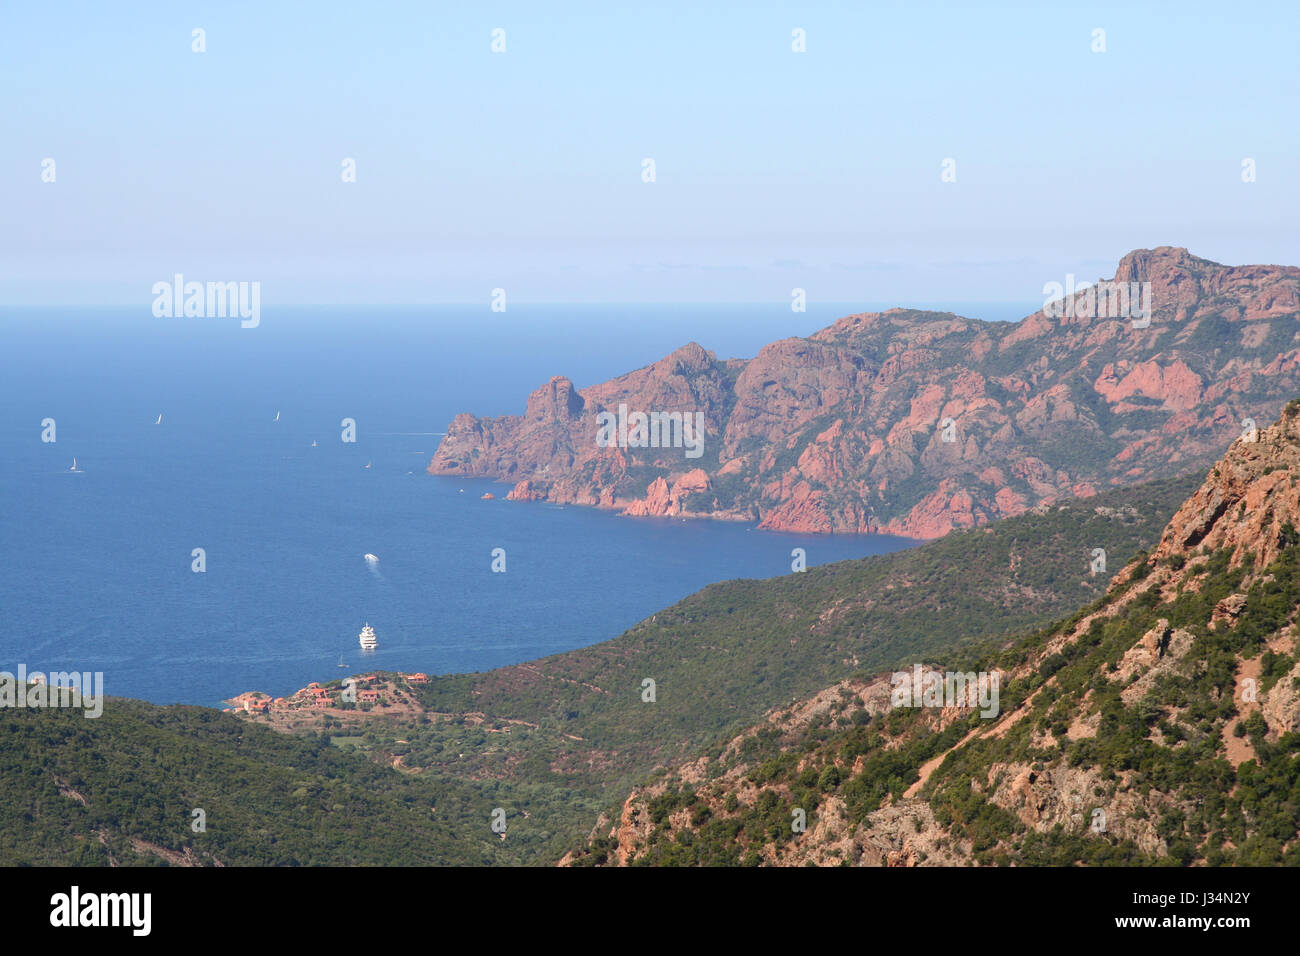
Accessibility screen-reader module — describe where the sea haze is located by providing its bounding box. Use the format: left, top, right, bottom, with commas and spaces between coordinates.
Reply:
0, 304, 1026, 706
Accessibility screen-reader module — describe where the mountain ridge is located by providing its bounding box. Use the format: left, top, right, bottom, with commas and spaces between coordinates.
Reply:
429, 247, 1300, 537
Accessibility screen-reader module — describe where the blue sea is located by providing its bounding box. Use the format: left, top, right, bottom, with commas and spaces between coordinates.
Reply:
0, 303, 1031, 706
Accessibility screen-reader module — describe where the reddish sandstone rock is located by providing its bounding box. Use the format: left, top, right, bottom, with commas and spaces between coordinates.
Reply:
623, 468, 714, 517
1093, 359, 1203, 411
430, 248, 1300, 538
506, 480, 547, 502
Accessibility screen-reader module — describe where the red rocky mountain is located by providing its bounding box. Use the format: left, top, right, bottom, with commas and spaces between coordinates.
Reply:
429, 247, 1300, 537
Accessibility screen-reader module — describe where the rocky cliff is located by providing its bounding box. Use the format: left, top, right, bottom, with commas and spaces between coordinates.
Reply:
565, 401, 1300, 866
430, 247, 1300, 536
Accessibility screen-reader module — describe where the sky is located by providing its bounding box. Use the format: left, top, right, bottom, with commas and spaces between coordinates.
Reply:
1, 1, 1297, 306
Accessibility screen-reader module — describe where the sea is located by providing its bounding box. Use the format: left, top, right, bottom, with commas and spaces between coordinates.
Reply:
0, 302, 1032, 707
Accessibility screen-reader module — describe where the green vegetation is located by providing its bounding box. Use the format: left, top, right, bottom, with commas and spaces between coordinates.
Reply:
395, 473, 1197, 860
589, 493, 1300, 866
0, 700, 526, 865
921, 539, 1300, 866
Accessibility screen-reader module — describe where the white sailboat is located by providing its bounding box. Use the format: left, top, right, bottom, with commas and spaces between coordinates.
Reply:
337, 655, 346, 669
274, 411, 280, 422
364, 460, 372, 469
69, 458, 79, 472
154, 414, 162, 425
311, 440, 318, 447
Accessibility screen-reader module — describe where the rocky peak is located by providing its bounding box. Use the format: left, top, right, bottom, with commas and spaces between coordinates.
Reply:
660, 342, 716, 372
1151, 399, 1300, 573
1112, 246, 1207, 283
524, 376, 585, 422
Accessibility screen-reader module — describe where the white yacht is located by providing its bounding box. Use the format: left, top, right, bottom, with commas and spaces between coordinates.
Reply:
363, 553, 379, 564
69, 458, 79, 472
154, 414, 162, 425
359, 623, 377, 650
274, 411, 280, 422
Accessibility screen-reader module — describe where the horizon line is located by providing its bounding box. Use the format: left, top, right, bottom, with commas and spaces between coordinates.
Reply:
1, 299, 1041, 309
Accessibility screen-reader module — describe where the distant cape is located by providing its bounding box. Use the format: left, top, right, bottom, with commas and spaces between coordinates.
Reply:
430, 248, 1300, 538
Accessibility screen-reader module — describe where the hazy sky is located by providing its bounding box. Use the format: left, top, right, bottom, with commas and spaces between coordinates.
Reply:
2, 1, 1297, 306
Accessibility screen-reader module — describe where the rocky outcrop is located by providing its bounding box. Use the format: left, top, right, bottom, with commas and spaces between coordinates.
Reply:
432, 248, 1300, 536
1261, 661, 1300, 734
1148, 400, 1300, 572
622, 469, 713, 518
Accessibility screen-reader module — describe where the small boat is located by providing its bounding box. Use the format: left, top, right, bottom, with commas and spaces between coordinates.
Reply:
154, 414, 162, 425
274, 411, 280, 422
364, 461, 372, 469
359, 623, 378, 651
69, 458, 79, 472
337, 655, 346, 669
311, 440, 318, 447
363, 553, 379, 564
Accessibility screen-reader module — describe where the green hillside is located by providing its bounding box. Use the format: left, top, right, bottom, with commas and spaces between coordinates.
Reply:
0, 700, 517, 865
566, 409, 1300, 867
